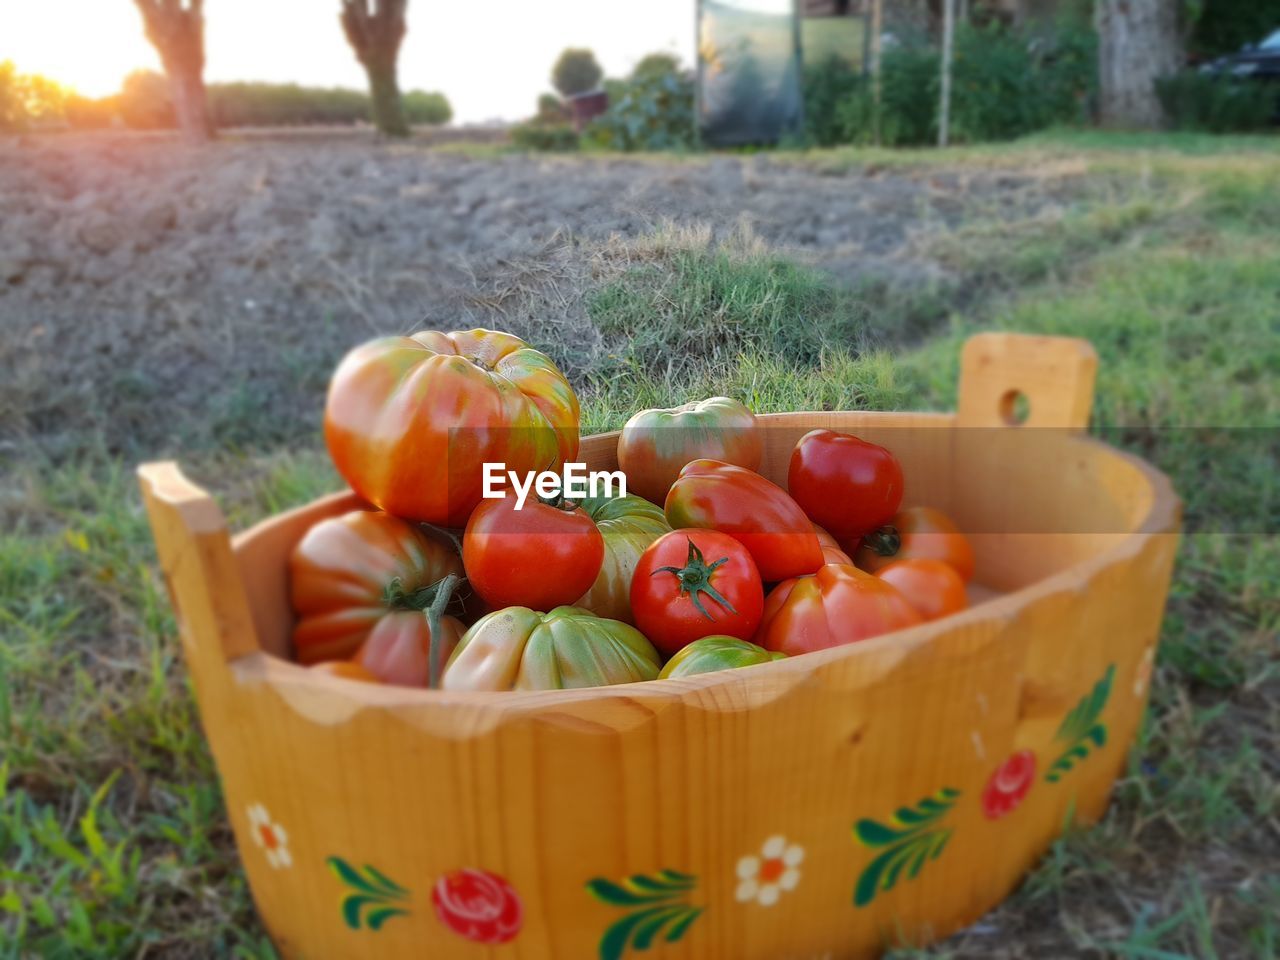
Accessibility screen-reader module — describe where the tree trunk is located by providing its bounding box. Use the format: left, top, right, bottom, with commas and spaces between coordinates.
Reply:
167, 58, 213, 143
1096, 0, 1183, 128
938, 0, 956, 147
340, 0, 410, 138
364, 58, 409, 137
134, 0, 213, 143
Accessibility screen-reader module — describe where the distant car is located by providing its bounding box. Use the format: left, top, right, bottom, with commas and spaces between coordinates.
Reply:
1199, 28, 1280, 119
1200, 29, 1280, 81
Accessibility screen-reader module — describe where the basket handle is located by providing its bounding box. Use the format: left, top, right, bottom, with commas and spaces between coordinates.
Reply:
957, 333, 1098, 431
138, 462, 260, 677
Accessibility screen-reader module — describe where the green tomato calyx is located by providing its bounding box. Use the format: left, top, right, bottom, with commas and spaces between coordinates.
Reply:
652, 537, 738, 621
862, 524, 901, 558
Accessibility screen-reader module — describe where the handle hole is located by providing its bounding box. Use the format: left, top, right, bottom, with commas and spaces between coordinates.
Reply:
999, 389, 1030, 426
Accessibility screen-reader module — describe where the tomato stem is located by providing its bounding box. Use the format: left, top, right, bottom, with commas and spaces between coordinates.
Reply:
652, 537, 738, 621
425, 573, 459, 690
862, 524, 901, 558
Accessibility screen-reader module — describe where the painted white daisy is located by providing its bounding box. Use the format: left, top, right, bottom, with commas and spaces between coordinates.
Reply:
735, 835, 803, 906
247, 803, 292, 869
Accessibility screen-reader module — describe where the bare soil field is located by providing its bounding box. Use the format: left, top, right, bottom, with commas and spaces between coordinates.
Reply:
1, 131, 1081, 460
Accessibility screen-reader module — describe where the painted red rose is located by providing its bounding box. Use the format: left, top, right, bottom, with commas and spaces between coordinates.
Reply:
432, 868, 522, 944
982, 750, 1037, 819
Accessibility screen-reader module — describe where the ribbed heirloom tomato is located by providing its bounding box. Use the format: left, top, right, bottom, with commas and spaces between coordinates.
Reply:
617, 397, 763, 505
572, 494, 672, 623
855, 506, 976, 581
665, 460, 823, 582
631, 529, 765, 657
442, 606, 661, 691
324, 329, 579, 527
289, 510, 465, 687
756, 563, 922, 656
788, 429, 904, 542
463, 493, 604, 612
812, 523, 853, 565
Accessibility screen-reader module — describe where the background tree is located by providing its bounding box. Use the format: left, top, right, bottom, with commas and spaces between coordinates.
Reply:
1095, 0, 1182, 128
132, 0, 212, 142
341, 0, 410, 137
552, 48, 604, 98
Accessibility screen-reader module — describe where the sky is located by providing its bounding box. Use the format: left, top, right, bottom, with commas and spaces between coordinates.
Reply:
1, 0, 698, 124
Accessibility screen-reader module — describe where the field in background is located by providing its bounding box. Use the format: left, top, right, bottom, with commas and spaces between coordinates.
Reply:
1, 131, 1277, 958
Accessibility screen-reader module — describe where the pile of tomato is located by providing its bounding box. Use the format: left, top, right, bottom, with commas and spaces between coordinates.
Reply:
289, 328, 975, 691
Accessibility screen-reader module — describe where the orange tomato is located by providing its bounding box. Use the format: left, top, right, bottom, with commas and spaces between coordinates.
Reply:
854, 506, 976, 582
812, 523, 852, 565
289, 510, 465, 687
309, 661, 380, 683
756, 563, 922, 656
875, 559, 967, 621
324, 329, 579, 527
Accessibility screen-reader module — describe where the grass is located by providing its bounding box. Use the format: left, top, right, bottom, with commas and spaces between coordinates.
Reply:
2, 131, 1278, 957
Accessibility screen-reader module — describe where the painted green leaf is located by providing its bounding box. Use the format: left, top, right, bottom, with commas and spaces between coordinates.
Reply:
588, 878, 676, 906
599, 907, 667, 960
341, 894, 378, 931
328, 856, 379, 895
852, 788, 961, 907
328, 856, 411, 932
1046, 664, 1116, 784
366, 906, 410, 931
364, 864, 410, 897
665, 906, 702, 942
853, 818, 908, 846
632, 905, 689, 950
589, 870, 702, 959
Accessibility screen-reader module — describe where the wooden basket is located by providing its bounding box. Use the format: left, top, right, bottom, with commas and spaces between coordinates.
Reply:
139, 333, 1180, 959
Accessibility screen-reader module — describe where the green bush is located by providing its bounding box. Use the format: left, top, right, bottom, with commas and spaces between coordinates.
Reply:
822, 21, 1096, 147
208, 82, 365, 126
552, 48, 603, 97
64, 93, 119, 129
0, 60, 68, 130
1156, 72, 1277, 133
100, 74, 454, 129
834, 46, 939, 147
511, 120, 579, 151
536, 92, 568, 122
1191, 0, 1280, 58
803, 56, 863, 146
118, 70, 174, 129
402, 90, 452, 125
0, 60, 23, 129
584, 59, 696, 151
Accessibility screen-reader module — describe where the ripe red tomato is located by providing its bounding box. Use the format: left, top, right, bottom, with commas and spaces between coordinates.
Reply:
463, 493, 604, 611
631, 529, 765, 656
664, 460, 824, 582
854, 506, 976, 582
290, 509, 464, 666
324, 329, 579, 527
617, 397, 762, 505
354, 610, 466, 686
875, 558, 968, 621
787, 429, 904, 541
756, 563, 922, 656
812, 523, 853, 565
